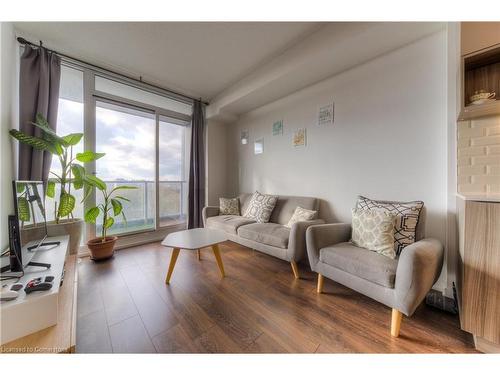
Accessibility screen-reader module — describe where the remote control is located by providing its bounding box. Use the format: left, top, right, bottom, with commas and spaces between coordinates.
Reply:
24, 277, 53, 294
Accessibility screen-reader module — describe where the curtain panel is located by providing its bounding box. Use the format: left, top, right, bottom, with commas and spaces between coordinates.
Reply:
187, 100, 206, 229
18, 45, 61, 181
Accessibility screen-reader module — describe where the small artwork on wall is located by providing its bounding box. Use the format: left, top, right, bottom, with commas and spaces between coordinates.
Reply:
292, 128, 306, 147
254, 138, 264, 154
272, 120, 283, 136
241, 130, 249, 145
318, 102, 334, 126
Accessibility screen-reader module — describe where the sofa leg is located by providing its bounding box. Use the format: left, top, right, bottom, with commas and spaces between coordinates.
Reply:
290, 261, 300, 279
317, 274, 324, 294
391, 309, 403, 337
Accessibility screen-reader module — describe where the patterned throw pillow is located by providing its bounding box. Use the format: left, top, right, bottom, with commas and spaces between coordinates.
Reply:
219, 197, 240, 216
356, 195, 424, 256
285, 206, 317, 228
351, 209, 397, 259
243, 191, 278, 223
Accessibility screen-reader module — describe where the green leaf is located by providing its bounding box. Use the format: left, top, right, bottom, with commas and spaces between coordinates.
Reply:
32, 114, 67, 148
17, 197, 30, 222
46, 180, 56, 198
104, 217, 114, 229
114, 195, 131, 202
84, 175, 106, 191
16, 182, 26, 194
110, 198, 123, 216
9, 129, 54, 153
76, 151, 105, 163
61, 133, 83, 146
57, 193, 75, 217
84, 207, 100, 223
71, 164, 86, 190
110, 185, 138, 195
81, 185, 93, 203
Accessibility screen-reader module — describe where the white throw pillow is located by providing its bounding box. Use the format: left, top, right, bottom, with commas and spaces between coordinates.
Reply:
351, 208, 397, 259
243, 191, 278, 223
285, 206, 317, 228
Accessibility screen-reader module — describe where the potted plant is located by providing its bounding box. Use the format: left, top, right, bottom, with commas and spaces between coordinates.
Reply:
9, 114, 105, 254
83, 179, 136, 260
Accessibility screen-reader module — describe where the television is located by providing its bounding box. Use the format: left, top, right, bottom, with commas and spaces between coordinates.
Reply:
0, 181, 57, 275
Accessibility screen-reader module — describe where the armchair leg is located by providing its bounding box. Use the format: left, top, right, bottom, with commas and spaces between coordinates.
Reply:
290, 261, 300, 279
391, 309, 403, 337
317, 274, 324, 294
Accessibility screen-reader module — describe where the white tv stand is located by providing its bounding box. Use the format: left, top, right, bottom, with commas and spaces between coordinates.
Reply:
0, 235, 77, 352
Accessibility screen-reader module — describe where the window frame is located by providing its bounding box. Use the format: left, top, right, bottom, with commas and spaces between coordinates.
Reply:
57, 61, 192, 252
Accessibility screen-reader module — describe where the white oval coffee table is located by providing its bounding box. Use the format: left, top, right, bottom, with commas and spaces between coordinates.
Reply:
161, 228, 228, 284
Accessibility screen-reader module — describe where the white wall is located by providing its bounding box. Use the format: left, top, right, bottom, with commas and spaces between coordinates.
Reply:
0, 22, 18, 251
206, 119, 230, 206
228, 31, 449, 291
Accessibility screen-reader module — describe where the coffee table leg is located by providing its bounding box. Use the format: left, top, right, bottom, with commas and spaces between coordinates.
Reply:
211, 244, 225, 277
165, 248, 180, 284
197, 249, 201, 261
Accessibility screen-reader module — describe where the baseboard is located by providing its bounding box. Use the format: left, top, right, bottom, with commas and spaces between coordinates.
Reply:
474, 336, 500, 353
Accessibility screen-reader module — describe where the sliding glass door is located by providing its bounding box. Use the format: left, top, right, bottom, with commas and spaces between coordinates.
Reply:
158, 116, 190, 228
94, 100, 156, 236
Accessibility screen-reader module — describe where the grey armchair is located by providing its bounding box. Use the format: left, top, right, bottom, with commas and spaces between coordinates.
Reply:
306, 222, 444, 337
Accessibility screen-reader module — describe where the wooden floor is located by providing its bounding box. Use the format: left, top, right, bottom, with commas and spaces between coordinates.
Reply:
76, 241, 477, 353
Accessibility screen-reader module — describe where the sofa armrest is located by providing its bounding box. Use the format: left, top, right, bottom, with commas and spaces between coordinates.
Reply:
288, 219, 325, 262
394, 238, 444, 316
202, 206, 220, 227
305, 223, 351, 271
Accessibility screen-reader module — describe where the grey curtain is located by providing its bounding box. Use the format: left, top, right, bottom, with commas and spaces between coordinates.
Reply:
18, 45, 61, 181
188, 100, 206, 229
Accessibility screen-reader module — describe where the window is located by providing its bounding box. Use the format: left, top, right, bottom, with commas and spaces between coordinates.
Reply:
95, 100, 156, 235
159, 116, 190, 227
47, 65, 84, 227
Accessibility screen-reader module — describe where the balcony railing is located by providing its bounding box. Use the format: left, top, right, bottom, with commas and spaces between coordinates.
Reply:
96, 180, 187, 235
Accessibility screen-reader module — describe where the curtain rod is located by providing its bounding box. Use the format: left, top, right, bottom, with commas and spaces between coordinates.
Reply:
16, 37, 209, 106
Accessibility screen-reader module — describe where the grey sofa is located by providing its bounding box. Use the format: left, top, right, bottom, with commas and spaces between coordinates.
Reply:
203, 193, 324, 278
306, 207, 444, 337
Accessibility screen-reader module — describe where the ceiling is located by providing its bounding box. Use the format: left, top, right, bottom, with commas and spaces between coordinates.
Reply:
13, 22, 322, 100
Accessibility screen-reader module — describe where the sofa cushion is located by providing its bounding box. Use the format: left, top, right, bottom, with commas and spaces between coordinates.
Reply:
205, 215, 255, 235
319, 242, 399, 288
285, 206, 317, 228
356, 195, 424, 256
351, 208, 397, 259
243, 191, 278, 223
219, 197, 240, 215
237, 223, 290, 249
270, 195, 318, 225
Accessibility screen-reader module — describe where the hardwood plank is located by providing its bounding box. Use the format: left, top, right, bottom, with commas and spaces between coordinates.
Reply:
152, 324, 199, 353
76, 309, 112, 353
119, 265, 178, 337
194, 325, 242, 353
245, 333, 289, 353
109, 315, 156, 353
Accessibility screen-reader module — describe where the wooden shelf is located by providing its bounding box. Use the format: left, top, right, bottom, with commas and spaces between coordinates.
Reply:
0, 255, 78, 353
459, 99, 500, 120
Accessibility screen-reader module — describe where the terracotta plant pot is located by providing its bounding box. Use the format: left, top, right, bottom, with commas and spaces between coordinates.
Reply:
87, 236, 118, 261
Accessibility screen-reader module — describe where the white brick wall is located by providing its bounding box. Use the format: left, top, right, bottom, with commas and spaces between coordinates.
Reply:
458, 116, 500, 193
